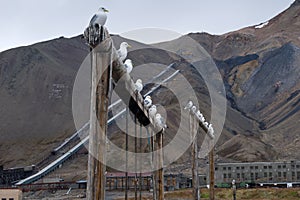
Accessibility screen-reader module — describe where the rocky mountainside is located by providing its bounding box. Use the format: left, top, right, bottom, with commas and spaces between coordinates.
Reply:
0, 1, 299, 169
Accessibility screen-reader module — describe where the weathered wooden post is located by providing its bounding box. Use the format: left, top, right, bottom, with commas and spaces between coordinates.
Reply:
191, 115, 200, 200
86, 27, 112, 200
190, 113, 200, 200
153, 129, 164, 200
209, 148, 215, 200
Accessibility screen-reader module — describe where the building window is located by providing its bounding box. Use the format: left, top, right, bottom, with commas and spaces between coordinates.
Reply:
242, 173, 245, 179
297, 165, 300, 169
2, 198, 7, 200
269, 166, 272, 169
9, 199, 14, 200
283, 172, 287, 178
264, 166, 268, 169
241, 166, 245, 170
297, 172, 300, 179
224, 174, 227, 178
228, 167, 231, 171
255, 166, 258, 170
237, 173, 240, 178
278, 172, 282, 177
255, 173, 259, 179
278, 165, 281, 169
223, 167, 226, 170
250, 173, 254, 180
283, 165, 286, 169
269, 172, 272, 177
250, 166, 254, 170
215, 167, 218, 171
236, 166, 240, 170
228, 173, 232, 178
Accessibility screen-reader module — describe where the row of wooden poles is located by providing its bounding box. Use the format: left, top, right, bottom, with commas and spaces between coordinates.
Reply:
85, 26, 215, 200
86, 26, 164, 200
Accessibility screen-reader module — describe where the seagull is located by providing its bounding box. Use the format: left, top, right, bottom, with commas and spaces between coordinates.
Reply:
184, 100, 193, 110
207, 124, 215, 139
117, 42, 131, 61
124, 59, 133, 74
196, 110, 202, 119
148, 105, 157, 118
89, 7, 109, 28
191, 106, 197, 113
196, 110, 205, 122
204, 122, 209, 127
155, 113, 167, 129
135, 79, 143, 92
144, 96, 152, 109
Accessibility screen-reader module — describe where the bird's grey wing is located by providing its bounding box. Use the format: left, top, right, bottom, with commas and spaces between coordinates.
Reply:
89, 14, 98, 25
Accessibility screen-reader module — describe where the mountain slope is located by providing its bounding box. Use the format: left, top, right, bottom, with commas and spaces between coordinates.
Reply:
0, 1, 300, 169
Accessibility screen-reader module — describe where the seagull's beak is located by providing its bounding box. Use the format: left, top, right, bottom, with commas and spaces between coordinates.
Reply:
104, 8, 109, 12
128, 44, 132, 48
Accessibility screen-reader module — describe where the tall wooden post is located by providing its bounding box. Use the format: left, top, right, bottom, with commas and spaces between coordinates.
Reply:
125, 108, 129, 200
156, 130, 164, 200
190, 114, 200, 200
87, 38, 112, 200
209, 148, 215, 200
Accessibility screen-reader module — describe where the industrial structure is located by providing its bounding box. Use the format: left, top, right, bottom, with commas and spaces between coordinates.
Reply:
213, 160, 300, 187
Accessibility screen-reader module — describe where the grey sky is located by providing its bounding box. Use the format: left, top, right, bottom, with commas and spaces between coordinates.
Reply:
0, 0, 295, 52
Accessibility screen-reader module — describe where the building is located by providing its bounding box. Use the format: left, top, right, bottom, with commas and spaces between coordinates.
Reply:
212, 160, 300, 186
0, 165, 36, 186
0, 188, 22, 200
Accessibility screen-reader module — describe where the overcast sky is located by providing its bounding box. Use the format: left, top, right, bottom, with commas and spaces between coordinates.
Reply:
0, 0, 295, 52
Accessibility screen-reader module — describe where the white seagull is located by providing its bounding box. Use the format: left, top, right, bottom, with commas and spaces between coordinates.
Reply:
89, 7, 109, 27
191, 106, 197, 113
124, 59, 133, 74
144, 96, 152, 109
207, 124, 215, 139
148, 105, 157, 118
184, 100, 193, 110
155, 113, 167, 129
196, 110, 205, 122
117, 42, 131, 61
135, 79, 143, 92
204, 122, 209, 127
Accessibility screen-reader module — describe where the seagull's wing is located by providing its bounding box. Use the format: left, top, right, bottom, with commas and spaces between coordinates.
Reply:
89, 14, 98, 25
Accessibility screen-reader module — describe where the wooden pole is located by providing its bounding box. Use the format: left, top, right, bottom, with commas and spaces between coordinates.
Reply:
156, 130, 164, 200
125, 108, 129, 200
135, 93, 138, 200
139, 125, 143, 200
209, 148, 215, 200
191, 114, 200, 200
87, 38, 112, 200
152, 134, 157, 200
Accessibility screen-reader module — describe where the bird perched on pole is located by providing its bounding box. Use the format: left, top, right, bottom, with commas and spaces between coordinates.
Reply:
155, 113, 167, 129
196, 110, 205, 123
135, 79, 143, 92
148, 105, 157, 118
184, 100, 193, 110
191, 106, 197, 114
124, 59, 133, 74
89, 7, 109, 28
207, 124, 215, 139
144, 96, 152, 109
117, 42, 131, 61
